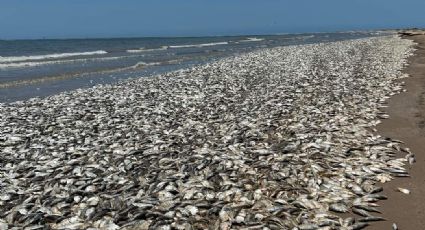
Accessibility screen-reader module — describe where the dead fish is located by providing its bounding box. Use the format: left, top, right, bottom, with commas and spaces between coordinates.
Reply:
397, 187, 410, 194
352, 207, 372, 217
353, 204, 381, 213
24, 225, 46, 230
364, 193, 388, 200
350, 184, 365, 196
392, 223, 398, 230
0, 194, 11, 201
358, 216, 386, 222
0, 220, 8, 230
343, 217, 355, 226
376, 174, 393, 183
369, 186, 383, 194
298, 223, 319, 230
329, 203, 349, 213
0, 36, 415, 229
349, 222, 369, 230
408, 155, 416, 165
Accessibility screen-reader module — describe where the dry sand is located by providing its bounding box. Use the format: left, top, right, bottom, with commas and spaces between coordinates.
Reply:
370, 34, 425, 229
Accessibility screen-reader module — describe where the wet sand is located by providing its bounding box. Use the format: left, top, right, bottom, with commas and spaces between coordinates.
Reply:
371, 34, 425, 229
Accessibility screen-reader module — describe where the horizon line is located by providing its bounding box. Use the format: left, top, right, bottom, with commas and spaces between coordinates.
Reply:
0, 27, 409, 41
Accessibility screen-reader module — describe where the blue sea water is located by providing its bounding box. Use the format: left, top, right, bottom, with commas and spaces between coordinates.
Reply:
0, 31, 386, 102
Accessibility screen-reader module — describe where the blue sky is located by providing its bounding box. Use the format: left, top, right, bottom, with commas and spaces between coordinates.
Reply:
1, 0, 425, 39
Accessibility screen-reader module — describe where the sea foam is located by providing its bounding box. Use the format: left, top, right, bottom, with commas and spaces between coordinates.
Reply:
168, 42, 229, 49
239, 37, 265, 42
0, 55, 127, 69
0, 50, 108, 63
126, 46, 169, 53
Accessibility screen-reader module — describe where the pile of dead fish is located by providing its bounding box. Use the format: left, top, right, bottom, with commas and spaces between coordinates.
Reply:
0, 35, 415, 230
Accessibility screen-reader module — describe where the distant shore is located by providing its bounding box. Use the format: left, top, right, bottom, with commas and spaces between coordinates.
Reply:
370, 31, 425, 230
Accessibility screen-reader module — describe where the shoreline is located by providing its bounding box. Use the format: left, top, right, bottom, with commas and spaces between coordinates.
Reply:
370, 34, 425, 229
0, 32, 383, 104
0, 36, 416, 229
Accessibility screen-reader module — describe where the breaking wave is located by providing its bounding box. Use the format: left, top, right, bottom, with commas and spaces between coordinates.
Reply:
126, 46, 169, 53
168, 42, 229, 49
0, 50, 108, 63
0, 56, 130, 69
239, 37, 265, 42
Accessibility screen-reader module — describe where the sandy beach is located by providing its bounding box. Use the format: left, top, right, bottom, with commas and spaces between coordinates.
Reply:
0, 35, 418, 229
2, 0, 425, 229
370, 33, 425, 230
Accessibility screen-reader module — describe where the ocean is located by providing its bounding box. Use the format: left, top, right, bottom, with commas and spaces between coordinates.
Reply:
0, 31, 386, 102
